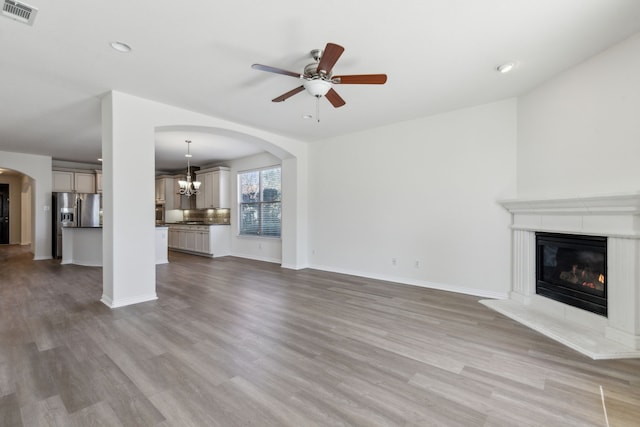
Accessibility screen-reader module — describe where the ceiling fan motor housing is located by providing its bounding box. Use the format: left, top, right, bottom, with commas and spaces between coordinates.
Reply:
304, 63, 328, 78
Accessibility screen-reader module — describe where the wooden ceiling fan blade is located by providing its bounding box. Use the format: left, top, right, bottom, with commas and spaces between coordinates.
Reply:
325, 88, 346, 108
317, 43, 344, 76
252, 64, 301, 79
272, 85, 305, 102
333, 74, 388, 84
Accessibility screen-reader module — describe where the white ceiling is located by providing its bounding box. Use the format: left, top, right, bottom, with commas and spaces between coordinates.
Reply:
1, 0, 640, 172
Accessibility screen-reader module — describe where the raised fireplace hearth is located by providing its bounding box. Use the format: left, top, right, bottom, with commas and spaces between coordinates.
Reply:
536, 232, 607, 316
482, 193, 640, 359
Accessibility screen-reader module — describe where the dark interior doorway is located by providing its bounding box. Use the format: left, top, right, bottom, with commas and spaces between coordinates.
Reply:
0, 184, 9, 244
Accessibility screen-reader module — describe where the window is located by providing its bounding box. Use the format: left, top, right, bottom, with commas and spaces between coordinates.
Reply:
238, 166, 281, 237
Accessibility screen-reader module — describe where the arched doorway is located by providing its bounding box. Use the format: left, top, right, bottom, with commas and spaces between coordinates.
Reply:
101, 91, 308, 309
155, 125, 298, 266
0, 151, 52, 260
0, 167, 35, 249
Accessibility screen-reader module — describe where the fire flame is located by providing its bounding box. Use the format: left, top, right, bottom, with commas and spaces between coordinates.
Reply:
599, 274, 605, 283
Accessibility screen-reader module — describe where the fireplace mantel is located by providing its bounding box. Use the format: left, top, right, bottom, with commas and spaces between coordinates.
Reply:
481, 192, 640, 359
499, 192, 640, 216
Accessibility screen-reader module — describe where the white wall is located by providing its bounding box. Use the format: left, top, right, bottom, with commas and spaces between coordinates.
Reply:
21, 175, 32, 245
308, 99, 517, 297
518, 33, 640, 198
0, 150, 51, 259
227, 152, 283, 263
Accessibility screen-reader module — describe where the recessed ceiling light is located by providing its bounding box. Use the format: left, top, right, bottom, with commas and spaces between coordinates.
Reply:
302, 114, 313, 119
110, 41, 132, 53
497, 62, 515, 74
97, 158, 103, 162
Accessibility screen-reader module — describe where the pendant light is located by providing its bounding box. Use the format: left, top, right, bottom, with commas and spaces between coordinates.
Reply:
177, 140, 201, 197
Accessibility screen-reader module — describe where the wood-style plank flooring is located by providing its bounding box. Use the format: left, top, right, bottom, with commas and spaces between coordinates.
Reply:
1, 245, 640, 426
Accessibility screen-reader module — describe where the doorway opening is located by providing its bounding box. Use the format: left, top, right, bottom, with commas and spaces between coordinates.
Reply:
0, 183, 9, 244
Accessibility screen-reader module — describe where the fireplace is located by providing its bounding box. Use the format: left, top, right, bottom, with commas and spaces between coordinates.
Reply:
536, 233, 607, 317
484, 193, 640, 359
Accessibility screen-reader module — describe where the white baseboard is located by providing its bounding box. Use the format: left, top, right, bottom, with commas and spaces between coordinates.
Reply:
281, 263, 309, 270
231, 252, 282, 265
61, 259, 102, 267
308, 263, 509, 300
101, 293, 158, 309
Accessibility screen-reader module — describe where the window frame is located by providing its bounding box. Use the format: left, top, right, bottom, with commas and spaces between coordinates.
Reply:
237, 165, 282, 238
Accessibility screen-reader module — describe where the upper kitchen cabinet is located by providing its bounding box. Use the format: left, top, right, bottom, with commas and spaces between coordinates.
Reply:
156, 175, 195, 209
95, 170, 102, 193
195, 167, 230, 209
53, 171, 73, 192
173, 177, 196, 210
52, 170, 96, 193
155, 177, 166, 204
156, 176, 177, 208
75, 172, 95, 193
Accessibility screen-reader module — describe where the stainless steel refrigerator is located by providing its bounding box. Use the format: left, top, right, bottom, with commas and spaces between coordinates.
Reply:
52, 192, 102, 258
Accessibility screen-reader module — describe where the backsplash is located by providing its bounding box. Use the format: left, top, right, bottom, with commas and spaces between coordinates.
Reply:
184, 208, 230, 224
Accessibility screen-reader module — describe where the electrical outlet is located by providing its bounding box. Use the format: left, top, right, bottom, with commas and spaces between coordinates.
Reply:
391, 257, 397, 266
414, 260, 420, 268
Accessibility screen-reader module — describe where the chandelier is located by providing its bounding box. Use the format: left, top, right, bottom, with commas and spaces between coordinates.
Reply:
177, 140, 201, 197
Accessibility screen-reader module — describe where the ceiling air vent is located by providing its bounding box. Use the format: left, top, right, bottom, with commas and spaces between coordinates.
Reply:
2, 0, 37, 25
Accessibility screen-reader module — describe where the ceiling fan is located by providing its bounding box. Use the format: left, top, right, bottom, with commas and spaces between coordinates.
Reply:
251, 42, 387, 110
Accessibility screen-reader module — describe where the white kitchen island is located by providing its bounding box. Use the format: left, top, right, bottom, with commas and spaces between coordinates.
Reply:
61, 226, 169, 266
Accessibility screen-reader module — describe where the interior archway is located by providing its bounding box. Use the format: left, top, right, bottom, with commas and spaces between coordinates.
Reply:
154, 125, 296, 265
0, 166, 36, 252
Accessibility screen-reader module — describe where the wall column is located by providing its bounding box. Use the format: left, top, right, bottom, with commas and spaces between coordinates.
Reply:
101, 92, 157, 307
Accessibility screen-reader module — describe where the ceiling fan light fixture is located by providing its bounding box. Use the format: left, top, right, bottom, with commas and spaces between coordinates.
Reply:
303, 79, 331, 97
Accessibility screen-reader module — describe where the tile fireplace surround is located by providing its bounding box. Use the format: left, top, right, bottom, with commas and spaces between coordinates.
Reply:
481, 192, 640, 359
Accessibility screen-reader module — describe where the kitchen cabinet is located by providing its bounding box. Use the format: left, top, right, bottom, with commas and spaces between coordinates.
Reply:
167, 224, 230, 257
195, 167, 230, 209
173, 178, 196, 210
75, 172, 95, 193
95, 170, 102, 193
195, 231, 209, 253
155, 178, 166, 203
156, 176, 194, 209
53, 170, 96, 193
168, 227, 179, 247
53, 171, 74, 192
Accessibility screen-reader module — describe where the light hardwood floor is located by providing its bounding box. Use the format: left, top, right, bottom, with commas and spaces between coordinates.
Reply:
1, 245, 639, 426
